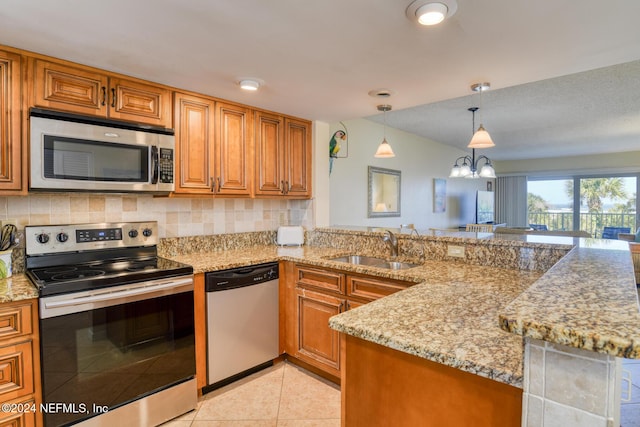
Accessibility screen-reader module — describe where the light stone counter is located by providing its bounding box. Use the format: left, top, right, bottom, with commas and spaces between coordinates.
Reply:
0, 273, 40, 303
499, 237, 640, 358
170, 243, 543, 387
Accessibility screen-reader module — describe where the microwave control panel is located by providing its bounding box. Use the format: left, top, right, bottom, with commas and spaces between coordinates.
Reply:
159, 148, 174, 183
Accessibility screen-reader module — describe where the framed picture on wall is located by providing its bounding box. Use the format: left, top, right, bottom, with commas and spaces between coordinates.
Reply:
433, 178, 446, 213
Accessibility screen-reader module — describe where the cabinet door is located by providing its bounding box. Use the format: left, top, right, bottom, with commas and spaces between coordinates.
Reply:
174, 93, 216, 194
0, 50, 23, 192
108, 77, 172, 128
254, 111, 284, 195
215, 102, 252, 196
33, 59, 108, 117
295, 287, 343, 377
0, 340, 35, 402
284, 118, 311, 198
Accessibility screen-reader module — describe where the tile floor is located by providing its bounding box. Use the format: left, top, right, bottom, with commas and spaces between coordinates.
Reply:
162, 361, 341, 427
622, 358, 640, 427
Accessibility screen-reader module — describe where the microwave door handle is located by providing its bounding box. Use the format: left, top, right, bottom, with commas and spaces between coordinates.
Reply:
151, 145, 159, 184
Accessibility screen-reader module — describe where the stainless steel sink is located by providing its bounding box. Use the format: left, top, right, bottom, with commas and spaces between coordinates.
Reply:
330, 255, 386, 266
328, 255, 419, 270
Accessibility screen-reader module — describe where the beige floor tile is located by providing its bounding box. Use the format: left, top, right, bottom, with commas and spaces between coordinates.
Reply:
194, 364, 285, 421
277, 420, 341, 427
161, 421, 193, 427
192, 421, 277, 426
277, 364, 340, 421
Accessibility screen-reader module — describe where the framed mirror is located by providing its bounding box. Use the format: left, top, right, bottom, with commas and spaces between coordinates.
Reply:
368, 166, 401, 217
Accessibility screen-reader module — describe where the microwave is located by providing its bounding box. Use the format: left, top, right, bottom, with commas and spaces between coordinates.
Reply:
29, 108, 175, 193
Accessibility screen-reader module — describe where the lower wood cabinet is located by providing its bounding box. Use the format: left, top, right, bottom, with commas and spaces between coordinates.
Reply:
0, 299, 41, 427
295, 287, 343, 377
283, 262, 413, 379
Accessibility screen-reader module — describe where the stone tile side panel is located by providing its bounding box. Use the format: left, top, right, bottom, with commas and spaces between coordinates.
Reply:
522, 338, 621, 427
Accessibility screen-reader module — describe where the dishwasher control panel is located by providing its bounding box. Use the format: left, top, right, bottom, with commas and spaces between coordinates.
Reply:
205, 262, 279, 292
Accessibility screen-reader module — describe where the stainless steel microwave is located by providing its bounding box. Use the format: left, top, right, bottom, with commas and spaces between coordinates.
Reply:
29, 108, 175, 193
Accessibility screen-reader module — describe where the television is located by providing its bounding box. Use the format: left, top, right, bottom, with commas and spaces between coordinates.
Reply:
476, 190, 495, 224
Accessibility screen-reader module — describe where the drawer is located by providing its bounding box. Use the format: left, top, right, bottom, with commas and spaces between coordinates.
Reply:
0, 303, 33, 341
0, 396, 37, 427
0, 340, 35, 401
296, 266, 345, 295
346, 275, 412, 303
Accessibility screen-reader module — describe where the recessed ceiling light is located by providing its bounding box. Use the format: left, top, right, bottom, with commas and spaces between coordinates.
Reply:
239, 79, 261, 91
406, 0, 458, 26
368, 88, 395, 98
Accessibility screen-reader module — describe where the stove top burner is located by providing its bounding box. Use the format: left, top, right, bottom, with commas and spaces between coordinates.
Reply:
28, 254, 193, 297
51, 270, 105, 281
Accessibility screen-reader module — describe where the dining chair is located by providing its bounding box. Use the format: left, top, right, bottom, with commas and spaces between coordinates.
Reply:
465, 224, 494, 232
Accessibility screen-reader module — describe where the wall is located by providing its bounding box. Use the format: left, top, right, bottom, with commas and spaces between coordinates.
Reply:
0, 194, 313, 238
328, 118, 490, 229
495, 151, 640, 176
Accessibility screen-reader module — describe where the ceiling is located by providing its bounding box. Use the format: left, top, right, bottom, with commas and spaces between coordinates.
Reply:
1, 0, 640, 161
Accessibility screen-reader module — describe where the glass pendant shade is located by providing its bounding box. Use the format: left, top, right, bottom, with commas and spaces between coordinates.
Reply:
449, 165, 461, 178
479, 164, 496, 178
459, 163, 471, 177
374, 138, 395, 158
468, 125, 495, 148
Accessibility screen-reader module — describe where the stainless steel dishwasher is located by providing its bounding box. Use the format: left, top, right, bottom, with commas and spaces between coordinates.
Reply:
204, 262, 279, 392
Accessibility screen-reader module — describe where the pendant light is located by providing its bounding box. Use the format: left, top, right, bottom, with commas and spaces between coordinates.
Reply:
374, 104, 395, 158
449, 107, 496, 179
468, 82, 495, 149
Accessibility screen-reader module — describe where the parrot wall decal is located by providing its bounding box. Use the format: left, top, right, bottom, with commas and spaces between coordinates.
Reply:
329, 130, 346, 174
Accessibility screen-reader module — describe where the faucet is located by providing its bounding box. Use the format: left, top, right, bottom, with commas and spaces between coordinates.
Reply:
381, 230, 398, 257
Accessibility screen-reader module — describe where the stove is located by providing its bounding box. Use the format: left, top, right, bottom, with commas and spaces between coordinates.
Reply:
25, 221, 192, 296
26, 221, 197, 427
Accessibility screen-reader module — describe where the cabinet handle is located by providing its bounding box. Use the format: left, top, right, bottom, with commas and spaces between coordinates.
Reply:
101, 87, 107, 106
111, 88, 116, 108
286, 181, 291, 194
217, 177, 222, 192
280, 180, 285, 194
339, 302, 345, 313
210, 177, 216, 193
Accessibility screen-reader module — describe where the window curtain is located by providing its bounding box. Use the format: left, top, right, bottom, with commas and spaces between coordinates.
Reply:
495, 176, 527, 227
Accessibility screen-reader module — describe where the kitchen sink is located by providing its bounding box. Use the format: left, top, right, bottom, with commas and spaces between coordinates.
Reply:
327, 255, 419, 270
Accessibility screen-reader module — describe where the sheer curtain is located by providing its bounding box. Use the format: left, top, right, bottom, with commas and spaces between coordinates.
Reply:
495, 176, 527, 227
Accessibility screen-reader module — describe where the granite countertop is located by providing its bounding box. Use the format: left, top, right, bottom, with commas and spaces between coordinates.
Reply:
172, 243, 544, 387
6, 231, 639, 390
0, 274, 40, 303
499, 238, 640, 358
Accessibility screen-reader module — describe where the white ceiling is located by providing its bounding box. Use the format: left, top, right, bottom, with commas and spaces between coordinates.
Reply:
1, 0, 640, 160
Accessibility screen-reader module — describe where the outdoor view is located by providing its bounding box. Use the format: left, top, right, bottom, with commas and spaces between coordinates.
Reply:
527, 176, 637, 238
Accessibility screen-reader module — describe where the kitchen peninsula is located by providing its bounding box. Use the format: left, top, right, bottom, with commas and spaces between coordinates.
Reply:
1, 227, 637, 426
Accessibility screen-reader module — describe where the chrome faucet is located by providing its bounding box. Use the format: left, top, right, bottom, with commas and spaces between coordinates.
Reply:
381, 230, 398, 257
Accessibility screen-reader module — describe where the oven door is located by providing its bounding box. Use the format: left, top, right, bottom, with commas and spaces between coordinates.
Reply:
39, 276, 195, 426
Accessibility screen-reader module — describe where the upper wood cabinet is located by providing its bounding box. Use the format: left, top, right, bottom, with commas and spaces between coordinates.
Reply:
0, 50, 24, 193
255, 111, 311, 198
174, 93, 252, 196
32, 59, 172, 128
216, 102, 252, 196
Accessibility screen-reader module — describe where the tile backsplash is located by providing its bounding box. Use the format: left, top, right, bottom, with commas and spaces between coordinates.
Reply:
0, 195, 314, 238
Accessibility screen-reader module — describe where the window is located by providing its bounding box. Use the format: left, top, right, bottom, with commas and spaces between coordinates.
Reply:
527, 174, 638, 237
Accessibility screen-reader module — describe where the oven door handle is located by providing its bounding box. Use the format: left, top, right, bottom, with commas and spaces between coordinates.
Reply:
43, 277, 193, 310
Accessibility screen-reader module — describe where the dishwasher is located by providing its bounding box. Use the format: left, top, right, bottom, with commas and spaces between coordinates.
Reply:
204, 262, 280, 392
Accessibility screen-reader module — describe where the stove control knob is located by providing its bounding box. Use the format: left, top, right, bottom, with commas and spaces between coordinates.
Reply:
142, 228, 153, 237
128, 229, 139, 238
56, 232, 68, 243
36, 233, 50, 244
